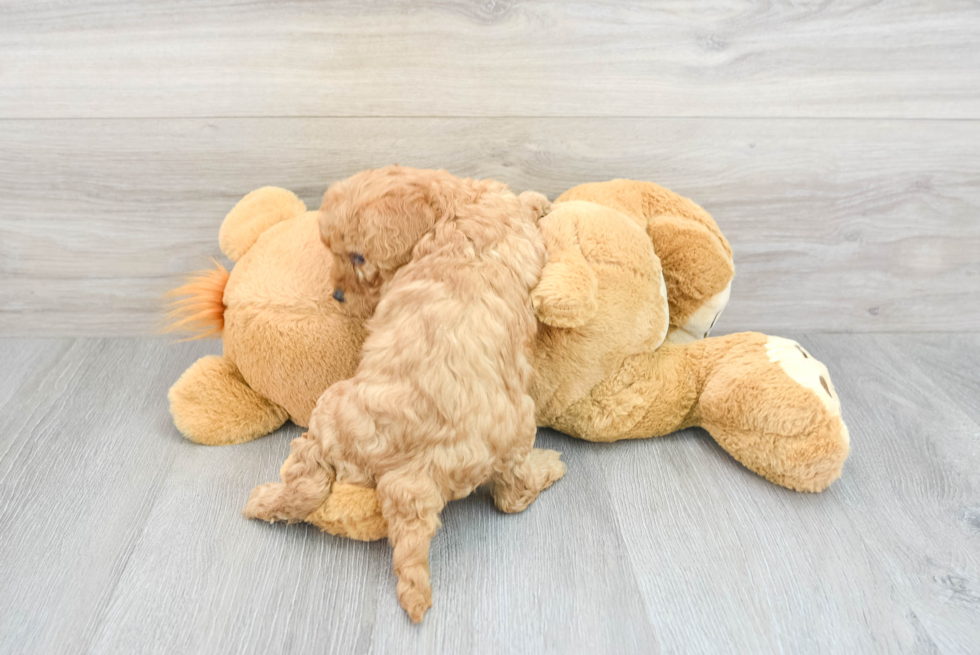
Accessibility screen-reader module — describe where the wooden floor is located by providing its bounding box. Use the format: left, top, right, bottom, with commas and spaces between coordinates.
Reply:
0, 334, 977, 654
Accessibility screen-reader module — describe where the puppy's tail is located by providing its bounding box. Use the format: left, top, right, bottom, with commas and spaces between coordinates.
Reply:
162, 259, 229, 340
518, 191, 552, 223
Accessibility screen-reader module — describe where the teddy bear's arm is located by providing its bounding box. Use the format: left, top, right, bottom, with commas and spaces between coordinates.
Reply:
219, 187, 308, 262
168, 355, 289, 445
531, 212, 599, 328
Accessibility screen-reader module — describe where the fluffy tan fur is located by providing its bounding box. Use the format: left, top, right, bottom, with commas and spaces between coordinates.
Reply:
556, 179, 733, 331
243, 167, 565, 622
168, 355, 289, 445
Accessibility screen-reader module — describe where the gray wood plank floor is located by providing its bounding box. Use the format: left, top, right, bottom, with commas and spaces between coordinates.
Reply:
0, 335, 977, 654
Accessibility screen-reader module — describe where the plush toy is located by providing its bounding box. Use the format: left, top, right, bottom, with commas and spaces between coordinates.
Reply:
168, 179, 850, 541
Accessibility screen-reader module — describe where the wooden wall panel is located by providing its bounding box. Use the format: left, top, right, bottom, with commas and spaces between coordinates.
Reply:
1, 1, 978, 119
1, 117, 976, 335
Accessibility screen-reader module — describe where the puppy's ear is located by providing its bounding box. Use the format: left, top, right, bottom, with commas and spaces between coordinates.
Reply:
320, 184, 338, 209
425, 180, 449, 219
404, 181, 441, 239
361, 182, 439, 267
424, 170, 464, 222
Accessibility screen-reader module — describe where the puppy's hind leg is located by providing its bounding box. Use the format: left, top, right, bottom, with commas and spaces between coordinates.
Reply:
244, 432, 334, 523
490, 447, 566, 514
376, 472, 446, 623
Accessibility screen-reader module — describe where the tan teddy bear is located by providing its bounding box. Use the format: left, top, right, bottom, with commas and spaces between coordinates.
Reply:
168, 179, 849, 540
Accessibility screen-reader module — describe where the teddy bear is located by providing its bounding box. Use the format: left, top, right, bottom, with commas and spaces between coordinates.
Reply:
167, 179, 850, 541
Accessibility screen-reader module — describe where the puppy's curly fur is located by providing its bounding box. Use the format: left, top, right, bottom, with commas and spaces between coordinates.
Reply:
244, 167, 565, 623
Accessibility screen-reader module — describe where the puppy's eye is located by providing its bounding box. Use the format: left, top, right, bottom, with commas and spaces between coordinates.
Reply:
349, 252, 365, 266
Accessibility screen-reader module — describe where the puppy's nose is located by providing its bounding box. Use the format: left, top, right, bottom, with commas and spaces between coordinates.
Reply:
332, 288, 345, 303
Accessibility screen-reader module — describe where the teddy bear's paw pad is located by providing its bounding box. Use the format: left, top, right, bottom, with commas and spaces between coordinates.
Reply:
667, 281, 731, 344
766, 337, 844, 421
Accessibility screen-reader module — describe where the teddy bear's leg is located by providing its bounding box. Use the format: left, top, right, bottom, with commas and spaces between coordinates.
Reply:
305, 482, 389, 541
548, 333, 848, 492
168, 355, 290, 445
490, 448, 567, 514
376, 471, 445, 623
694, 333, 850, 492
548, 342, 704, 443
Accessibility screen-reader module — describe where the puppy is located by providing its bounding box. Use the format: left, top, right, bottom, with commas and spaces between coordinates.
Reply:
244, 167, 565, 623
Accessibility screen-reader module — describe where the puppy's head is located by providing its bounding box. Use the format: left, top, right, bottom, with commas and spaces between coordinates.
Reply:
319, 167, 442, 317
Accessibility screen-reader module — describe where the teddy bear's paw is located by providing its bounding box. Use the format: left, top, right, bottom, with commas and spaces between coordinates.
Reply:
168, 356, 290, 446
765, 337, 845, 427
531, 260, 599, 328
305, 483, 389, 541
698, 333, 851, 492
765, 336, 851, 470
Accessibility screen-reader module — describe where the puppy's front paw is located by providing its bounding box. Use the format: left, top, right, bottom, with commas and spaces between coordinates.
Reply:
518, 190, 551, 219
243, 482, 290, 522
398, 579, 433, 624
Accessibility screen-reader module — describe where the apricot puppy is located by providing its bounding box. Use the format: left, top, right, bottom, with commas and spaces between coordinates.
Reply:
244, 167, 565, 623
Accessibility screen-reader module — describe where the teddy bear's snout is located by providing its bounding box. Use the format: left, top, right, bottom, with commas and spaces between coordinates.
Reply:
333, 288, 345, 303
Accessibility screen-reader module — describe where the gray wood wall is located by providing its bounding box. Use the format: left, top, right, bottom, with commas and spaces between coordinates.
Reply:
1, 1, 978, 336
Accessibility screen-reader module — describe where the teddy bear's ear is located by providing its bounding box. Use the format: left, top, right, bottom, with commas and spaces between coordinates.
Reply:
219, 187, 307, 262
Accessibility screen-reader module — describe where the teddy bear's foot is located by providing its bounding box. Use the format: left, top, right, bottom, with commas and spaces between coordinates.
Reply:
698, 333, 850, 492
490, 448, 566, 514
305, 483, 389, 540
169, 355, 289, 445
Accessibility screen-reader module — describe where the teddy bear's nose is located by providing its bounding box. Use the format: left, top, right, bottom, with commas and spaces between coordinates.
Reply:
333, 288, 345, 303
